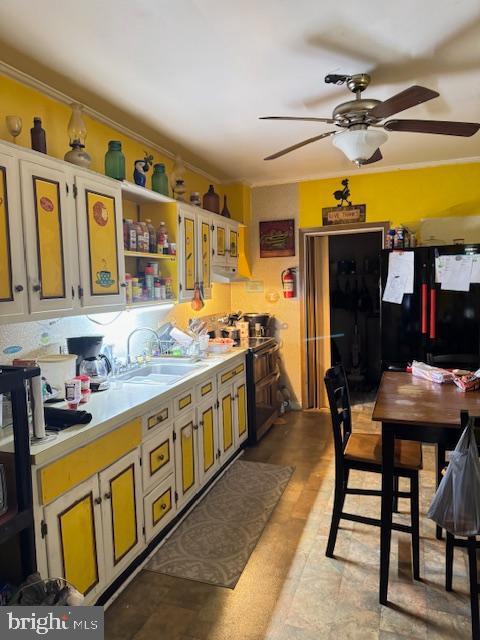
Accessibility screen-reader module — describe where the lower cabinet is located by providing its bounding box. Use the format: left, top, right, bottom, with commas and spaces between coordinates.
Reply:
43, 475, 106, 601
197, 397, 220, 485
174, 410, 199, 509
218, 387, 235, 463
234, 376, 248, 447
99, 450, 143, 580
43, 449, 142, 600
144, 474, 176, 543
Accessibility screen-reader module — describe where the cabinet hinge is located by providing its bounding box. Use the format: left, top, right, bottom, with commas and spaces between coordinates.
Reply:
174, 491, 178, 503
41, 520, 48, 538
178, 214, 182, 224
215, 400, 220, 410
173, 431, 177, 441
139, 457, 142, 466
142, 526, 145, 535
212, 248, 215, 257
73, 184, 78, 198
66, 183, 69, 195
179, 283, 183, 292
71, 286, 75, 299
78, 285, 84, 298
210, 224, 214, 231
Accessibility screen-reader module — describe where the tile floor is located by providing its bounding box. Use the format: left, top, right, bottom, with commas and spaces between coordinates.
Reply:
105, 407, 472, 640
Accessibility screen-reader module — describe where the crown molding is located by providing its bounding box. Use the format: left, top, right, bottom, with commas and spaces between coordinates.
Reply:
0, 61, 225, 184
249, 155, 480, 188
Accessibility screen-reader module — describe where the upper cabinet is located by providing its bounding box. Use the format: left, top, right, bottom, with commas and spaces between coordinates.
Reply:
0, 149, 28, 322
0, 140, 125, 323
75, 174, 125, 311
178, 205, 197, 302
212, 216, 239, 269
20, 159, 78, 317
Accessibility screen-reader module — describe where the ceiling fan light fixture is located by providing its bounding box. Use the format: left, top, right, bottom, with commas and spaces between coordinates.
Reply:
332, 128, 388, 164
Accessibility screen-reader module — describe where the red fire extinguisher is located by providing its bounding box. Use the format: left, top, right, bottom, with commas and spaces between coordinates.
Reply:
281, 268, 296, 298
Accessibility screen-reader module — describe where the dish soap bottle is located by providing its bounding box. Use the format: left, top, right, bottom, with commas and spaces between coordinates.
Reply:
31, 117, 47, 153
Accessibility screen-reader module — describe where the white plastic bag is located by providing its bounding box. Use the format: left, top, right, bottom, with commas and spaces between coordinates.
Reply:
427, 418, 480, 536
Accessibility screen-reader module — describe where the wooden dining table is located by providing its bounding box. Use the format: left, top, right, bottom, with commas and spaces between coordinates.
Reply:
372, 371, 480, 605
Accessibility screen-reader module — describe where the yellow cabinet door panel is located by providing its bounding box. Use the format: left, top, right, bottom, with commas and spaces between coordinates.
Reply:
174, 411, 198, 508
236, 381, 247, 438
75, 174, 125, 312
197, 399, 220, 486
142, 423, 174, 492
100, 450, 143, 580
144, 474, 176, 543
44, 475, 105, 600
221, 392, 233, 454
20, 160, 76, 316
0, 149, 27, 321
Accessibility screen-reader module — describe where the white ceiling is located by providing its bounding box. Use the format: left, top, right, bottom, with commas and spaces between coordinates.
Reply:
1, 0, 479, 184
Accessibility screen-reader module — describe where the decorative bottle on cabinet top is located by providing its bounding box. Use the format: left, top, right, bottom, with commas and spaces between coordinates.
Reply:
31, 117, 47, 154
151, 163, 169, 196
203, 184, 220, 214
105, 141, 125, 180
221, 195, 231, 218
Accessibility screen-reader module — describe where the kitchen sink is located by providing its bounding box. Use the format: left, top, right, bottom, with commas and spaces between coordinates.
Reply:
115, 360, 206, 385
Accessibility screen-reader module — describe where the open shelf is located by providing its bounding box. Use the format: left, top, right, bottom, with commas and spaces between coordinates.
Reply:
126, 299, 177, 310
124, 250, 176, 260
121, 181, 176, 205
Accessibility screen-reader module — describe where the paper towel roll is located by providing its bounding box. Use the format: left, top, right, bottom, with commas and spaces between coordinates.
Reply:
31, 374, 46, 439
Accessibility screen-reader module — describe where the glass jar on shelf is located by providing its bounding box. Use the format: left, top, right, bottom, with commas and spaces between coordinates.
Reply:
152, 163, 169, 196
105, 140, 125, 180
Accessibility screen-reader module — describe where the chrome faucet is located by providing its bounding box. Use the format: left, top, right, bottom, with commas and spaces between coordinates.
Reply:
126, 327, 160, 366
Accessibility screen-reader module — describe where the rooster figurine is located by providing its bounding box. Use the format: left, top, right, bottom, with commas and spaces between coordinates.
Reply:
333, 179, 352, 207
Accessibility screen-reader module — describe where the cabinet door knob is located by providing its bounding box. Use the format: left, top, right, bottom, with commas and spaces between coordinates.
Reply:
14, 284, 24, 292
193, 424, 198, 430
160, 503, 167, 510
32, 283, 41, 292
104, 492, 111, 500
94, 497, 102, 505
120, 282, 127, 288
199, 420, 204, 427
157, 454, 165, 461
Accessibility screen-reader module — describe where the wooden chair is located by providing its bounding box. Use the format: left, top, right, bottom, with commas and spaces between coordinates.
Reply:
444, 411, 480, 640
324, 365, 422, 580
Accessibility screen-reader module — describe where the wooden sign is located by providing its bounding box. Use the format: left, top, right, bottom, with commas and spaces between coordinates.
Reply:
322, 204, 366, 226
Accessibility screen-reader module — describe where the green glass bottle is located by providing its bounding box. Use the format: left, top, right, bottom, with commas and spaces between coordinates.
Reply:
152, 163, 169, 196
105, 140, 125, 180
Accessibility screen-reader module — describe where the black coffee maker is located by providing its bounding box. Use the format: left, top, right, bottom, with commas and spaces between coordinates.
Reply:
67, 336, 111, 391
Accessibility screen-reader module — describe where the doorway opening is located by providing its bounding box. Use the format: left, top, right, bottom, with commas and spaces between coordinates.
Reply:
301, 222, 389, 410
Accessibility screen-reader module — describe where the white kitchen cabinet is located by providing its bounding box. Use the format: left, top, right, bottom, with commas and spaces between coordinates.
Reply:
141, 422, 175, 492
226, 222, 239, 268
0, 149, 28, 322
212, 215, 227, 267
20, 159, 78, 317
197, 397, 220, 486
43, 475, 106, 601
99, 450, 143, 581
75, 174, 126, 312
233, 376, 248, 447
174, 410, 199, 509
144, 473, 176, 543
178, 204, 214, 301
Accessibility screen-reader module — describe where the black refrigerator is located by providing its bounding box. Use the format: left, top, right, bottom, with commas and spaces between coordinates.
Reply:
380, 244, 480, 370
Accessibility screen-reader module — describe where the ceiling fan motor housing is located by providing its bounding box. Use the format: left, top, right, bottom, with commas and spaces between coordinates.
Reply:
333, 98, 382, 125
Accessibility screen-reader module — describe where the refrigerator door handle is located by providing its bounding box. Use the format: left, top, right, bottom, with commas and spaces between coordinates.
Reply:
429, 287, 437, 340
421, 283, 428, 335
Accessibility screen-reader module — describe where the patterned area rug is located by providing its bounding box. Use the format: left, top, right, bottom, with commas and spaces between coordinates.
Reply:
145, 459, 293, 588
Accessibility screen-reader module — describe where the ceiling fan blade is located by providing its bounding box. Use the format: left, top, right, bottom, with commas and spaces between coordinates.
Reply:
264, 131, 336, 160
370, 86, 439, 119
362, 148, 383, 164
260, 116, 336, 124
384, 119, 480, 136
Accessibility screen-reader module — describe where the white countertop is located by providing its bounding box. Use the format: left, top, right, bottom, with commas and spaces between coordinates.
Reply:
0, 348, 247, 466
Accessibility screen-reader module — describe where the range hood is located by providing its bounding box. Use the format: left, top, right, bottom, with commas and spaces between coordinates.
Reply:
211, 266, 249, 283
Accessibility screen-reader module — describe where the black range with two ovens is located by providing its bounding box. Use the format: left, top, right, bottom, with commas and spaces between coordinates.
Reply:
243, 337, 282, 443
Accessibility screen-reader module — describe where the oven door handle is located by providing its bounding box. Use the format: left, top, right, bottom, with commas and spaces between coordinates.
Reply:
256, 370, 280, 390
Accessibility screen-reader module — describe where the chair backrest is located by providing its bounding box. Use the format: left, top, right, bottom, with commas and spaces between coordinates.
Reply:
324, 365, 352, 459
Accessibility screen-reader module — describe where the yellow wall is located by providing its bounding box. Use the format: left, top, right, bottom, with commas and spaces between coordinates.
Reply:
0, 73, 248, 221
299, 162, 480, 229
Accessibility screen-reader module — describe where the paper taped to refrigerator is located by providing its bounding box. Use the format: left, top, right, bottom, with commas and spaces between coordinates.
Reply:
440, 255, 473, 292
382, 251, 414, 304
